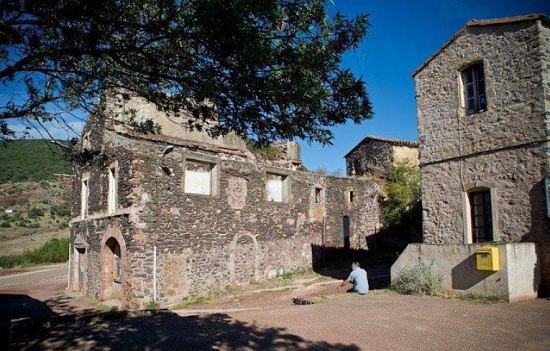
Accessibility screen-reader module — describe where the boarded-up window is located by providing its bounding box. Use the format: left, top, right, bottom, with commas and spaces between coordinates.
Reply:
185, 160, 214, 195
266, 173, 287, 203
81, 176, 89, 218
108, 164, 118, 214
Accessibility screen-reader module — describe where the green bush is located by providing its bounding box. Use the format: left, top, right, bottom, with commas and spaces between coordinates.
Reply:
28, 223, 41, 228
0, 238, 69, 268
392, 260, 442, 296
381, 161, 421, 226
0, 222, 10, 228
51, 202, 71, 217
28, 207, 44, 219
59, 222, 69, 230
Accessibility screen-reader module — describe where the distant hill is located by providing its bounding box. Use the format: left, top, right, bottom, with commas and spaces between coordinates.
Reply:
0, 140, 73, 184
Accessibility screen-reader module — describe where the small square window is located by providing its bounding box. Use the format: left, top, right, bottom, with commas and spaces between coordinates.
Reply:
185, 160, 216, 196
266, 173, 288, 203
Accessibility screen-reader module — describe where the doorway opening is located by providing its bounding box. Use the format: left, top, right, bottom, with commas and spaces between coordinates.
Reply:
101, 237, 123, 300
343, 215, 351, 249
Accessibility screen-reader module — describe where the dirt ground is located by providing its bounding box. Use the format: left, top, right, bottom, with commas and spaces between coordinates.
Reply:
3, 265, 550, 350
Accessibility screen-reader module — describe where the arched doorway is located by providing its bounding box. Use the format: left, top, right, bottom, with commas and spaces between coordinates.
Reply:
101, 237, 123, 300
343, 216, 351, 249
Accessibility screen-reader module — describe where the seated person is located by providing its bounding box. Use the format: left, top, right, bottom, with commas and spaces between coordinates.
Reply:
338, 261, 369, 295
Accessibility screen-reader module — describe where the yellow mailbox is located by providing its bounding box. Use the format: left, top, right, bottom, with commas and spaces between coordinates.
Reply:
476, 246, 500, 271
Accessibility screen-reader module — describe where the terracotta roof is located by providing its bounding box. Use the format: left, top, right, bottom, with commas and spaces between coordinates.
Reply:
412, 14, 548, 77
344, 135, 418, 158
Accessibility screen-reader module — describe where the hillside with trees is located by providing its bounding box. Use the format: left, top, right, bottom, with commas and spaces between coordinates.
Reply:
0, 140, 72, 184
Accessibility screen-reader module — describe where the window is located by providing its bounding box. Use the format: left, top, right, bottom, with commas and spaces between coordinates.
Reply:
469, 190, 493, 243
353, 160, 361, 176
343, 216, 351, 249
348, 191, 355, 203
107, 163, 118, 214
461, 62, 487, 115
80, 175, 89, 218
314, 187, 322, 204
266, 173, 288, 203
184, 160, 216, 196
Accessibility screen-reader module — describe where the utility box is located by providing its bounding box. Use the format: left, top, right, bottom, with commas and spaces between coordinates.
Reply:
476, 247, 500, 271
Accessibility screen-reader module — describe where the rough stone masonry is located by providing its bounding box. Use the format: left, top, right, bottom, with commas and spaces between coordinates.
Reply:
68, 94, 383, 307
413, 14, 550, 294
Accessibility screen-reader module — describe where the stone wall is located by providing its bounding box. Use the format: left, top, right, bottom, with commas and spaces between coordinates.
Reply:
414, 19, 550, 293
69, 122, 381, 307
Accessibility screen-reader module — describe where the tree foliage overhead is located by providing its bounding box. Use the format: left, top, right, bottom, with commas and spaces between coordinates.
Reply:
1, 0, 372, 144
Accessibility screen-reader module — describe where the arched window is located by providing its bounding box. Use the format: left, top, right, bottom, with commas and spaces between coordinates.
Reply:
461, 62, 487, 115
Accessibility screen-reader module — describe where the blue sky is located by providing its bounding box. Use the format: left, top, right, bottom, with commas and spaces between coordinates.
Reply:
300, 0, 550, 172
4, 1, 549, 170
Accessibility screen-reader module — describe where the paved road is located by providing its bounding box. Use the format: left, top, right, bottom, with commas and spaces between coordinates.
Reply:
0, 263, 73, 320
0, 263, 67, 291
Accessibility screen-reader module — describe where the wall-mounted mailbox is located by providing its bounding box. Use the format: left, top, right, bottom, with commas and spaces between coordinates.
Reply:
476, 247, 499, 271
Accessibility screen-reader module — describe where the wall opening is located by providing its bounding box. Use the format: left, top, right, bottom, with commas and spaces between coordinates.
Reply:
343, 215, 351, 249
315, 187, 322, 204
108, 163, 118, 214
266, 172, 288, 203
468, 189, 493, 243
101, 237, 123, 300
185, 159, 216, 196
80, 175, 89, 218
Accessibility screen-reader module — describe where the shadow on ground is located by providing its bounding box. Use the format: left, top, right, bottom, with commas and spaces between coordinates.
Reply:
9, 309, 360, 351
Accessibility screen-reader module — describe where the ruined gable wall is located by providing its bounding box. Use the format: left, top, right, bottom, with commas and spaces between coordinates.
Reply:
345, 140, 394, 177
415, 21, 549, 292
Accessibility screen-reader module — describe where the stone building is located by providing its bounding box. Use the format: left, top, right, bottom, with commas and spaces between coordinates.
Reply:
68, 95, 381, 307
344, 136, 419, 179
413, 14, 550, 294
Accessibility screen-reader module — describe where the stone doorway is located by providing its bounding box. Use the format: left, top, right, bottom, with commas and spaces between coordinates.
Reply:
76, 248, 86, 291
101, 237, 123, 301
72, 237, 88, 293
